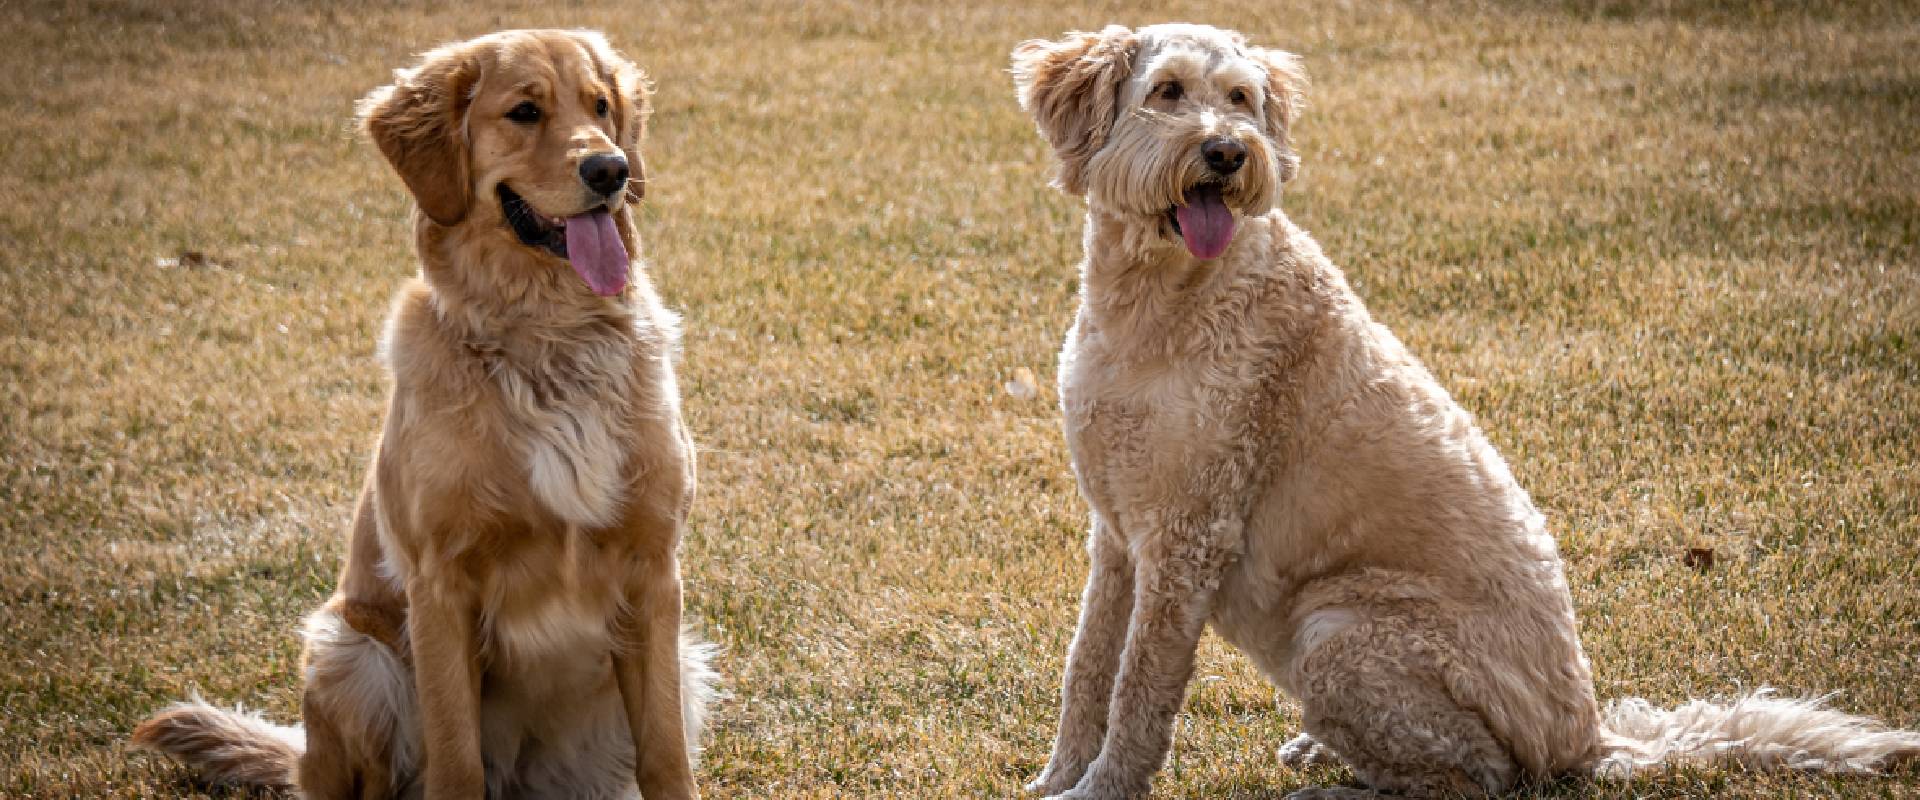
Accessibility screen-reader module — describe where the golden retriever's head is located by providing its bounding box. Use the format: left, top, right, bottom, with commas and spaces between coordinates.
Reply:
360, 29, 651, 295
1012, 24, 1306, 260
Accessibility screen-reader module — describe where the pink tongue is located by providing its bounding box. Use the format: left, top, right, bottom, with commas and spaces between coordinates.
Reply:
1174, 185, 1235, 260
563, 211, 629, 296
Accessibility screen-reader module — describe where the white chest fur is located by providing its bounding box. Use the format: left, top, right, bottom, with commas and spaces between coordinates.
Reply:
491, 337, 637, 529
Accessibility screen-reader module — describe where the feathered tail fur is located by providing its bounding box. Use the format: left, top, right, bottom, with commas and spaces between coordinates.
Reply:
133, 630, 717, 788
678, 629, 721, 762
1595, 689, 1920, 778
129, 693, 304, 788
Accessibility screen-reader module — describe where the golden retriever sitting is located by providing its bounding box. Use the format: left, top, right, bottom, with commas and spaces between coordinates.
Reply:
133, 29, 714, 799
1011, 23, 1919, 799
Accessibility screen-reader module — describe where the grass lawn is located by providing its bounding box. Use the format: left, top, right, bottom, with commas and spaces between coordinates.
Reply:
2, 0, 1916, 796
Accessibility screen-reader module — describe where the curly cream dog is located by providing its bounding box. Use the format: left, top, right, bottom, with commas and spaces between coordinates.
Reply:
133, 30, 714, 799
1012, 23, 1920, 799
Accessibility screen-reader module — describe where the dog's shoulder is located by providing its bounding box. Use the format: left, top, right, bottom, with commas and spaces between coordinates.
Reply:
377, 280, 448, 378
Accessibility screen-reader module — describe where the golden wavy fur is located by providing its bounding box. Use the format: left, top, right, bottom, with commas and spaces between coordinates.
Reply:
1012, 23, 1920, 799
132, 29, 714, 799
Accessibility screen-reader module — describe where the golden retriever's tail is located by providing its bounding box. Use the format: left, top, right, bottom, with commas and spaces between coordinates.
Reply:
130, 693, 302, 789
1594, 689, 1920, 777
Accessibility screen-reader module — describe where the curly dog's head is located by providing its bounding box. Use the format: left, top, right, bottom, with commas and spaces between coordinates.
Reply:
1012, 24, 1306, 260
359, 29, 651, 296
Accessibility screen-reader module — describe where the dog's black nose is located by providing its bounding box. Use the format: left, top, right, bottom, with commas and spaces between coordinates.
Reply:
580, 154, 629, 197
1202, 137, 1247, 175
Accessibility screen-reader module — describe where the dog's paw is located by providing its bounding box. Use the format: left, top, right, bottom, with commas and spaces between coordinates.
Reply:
1042, 766, 1148, 800
1278, 732, 1339, 769
1026, 771, 1079, 796
1026, 758, 1089, 796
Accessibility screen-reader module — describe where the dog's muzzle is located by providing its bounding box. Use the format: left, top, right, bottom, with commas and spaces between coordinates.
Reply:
499, 183, 570, 259
496, 182, 630, 297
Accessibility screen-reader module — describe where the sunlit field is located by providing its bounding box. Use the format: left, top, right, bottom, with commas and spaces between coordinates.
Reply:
3, 0, 1916, 797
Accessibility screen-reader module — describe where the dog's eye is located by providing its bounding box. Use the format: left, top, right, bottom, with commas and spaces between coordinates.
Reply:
1158, 81, 1184, 102
506, 102, 542, 124
1229, 87, 1249, 105
595, 97, 610, 117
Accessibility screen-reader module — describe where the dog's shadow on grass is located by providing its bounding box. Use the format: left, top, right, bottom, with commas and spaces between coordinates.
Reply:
1177, 765, 1353, 799
1178, 772, 1673, 799
148, 767, 290, 799
1187, 770, 1920, 799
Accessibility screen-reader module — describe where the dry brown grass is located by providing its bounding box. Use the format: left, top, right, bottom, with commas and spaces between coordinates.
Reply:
2, 0, 1917, 797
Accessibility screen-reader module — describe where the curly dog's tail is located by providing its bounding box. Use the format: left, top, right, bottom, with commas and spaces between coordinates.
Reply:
130, 693, 304, 789
1595, 689, 1920, 777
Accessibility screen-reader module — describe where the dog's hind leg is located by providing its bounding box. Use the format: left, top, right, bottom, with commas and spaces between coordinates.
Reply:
297, 599, 418, 799
1030, 519, 1135, 795
297, 690, 397, 800
1284, 608, 1519, 799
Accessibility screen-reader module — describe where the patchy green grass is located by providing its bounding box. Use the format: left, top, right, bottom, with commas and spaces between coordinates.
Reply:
2, 0, 1916, 797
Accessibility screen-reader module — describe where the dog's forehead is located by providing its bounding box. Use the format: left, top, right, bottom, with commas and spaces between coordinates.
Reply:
489, 34, 608, 96
1135, 26, 1263, 84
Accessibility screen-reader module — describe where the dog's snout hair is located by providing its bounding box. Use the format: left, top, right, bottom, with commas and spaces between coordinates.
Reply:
1086, 109, 1279, 220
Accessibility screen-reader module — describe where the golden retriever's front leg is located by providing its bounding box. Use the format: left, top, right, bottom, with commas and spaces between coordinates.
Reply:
406, 574, 485, 799
1029, 518, 1134, 795
1052, 515, 1239, 800
614, 553, 698, 800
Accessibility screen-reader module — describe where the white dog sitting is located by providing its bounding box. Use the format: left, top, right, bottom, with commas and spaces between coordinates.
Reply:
1011, 22, 1920, 800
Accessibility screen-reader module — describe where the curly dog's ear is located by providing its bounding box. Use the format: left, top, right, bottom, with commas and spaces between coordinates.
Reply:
1248, 47, 1308, 184
359, 42, 485, 226
1011, 26, 1137, 195
577, 31, 653, 201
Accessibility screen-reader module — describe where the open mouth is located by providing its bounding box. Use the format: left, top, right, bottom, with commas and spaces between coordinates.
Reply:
1166, 181, 1236, 261
500, 183, 577, 259
496, 183, 630, 296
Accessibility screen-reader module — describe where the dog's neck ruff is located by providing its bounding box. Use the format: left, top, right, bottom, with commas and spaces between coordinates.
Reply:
1078, 207, 1257, 318
414, 216, 641, 350
1069, 207, 1328, 370
411, 219, 656, 530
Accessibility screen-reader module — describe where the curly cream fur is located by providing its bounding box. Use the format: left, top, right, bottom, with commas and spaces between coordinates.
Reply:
1013, 23, 1919, 799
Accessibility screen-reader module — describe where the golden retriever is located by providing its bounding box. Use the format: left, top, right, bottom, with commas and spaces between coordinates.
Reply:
1011, 23, 1920, 799
133, 29, 714, 799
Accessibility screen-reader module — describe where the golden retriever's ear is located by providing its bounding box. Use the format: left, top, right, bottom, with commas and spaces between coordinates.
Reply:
1010, 26, 1137, 195
358, 43, 484, 225
1249, 47, 1308, 184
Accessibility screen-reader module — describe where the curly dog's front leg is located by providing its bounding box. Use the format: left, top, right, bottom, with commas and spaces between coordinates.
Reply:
1053, 514, 1240, 800
1030, 519, 1134, 795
